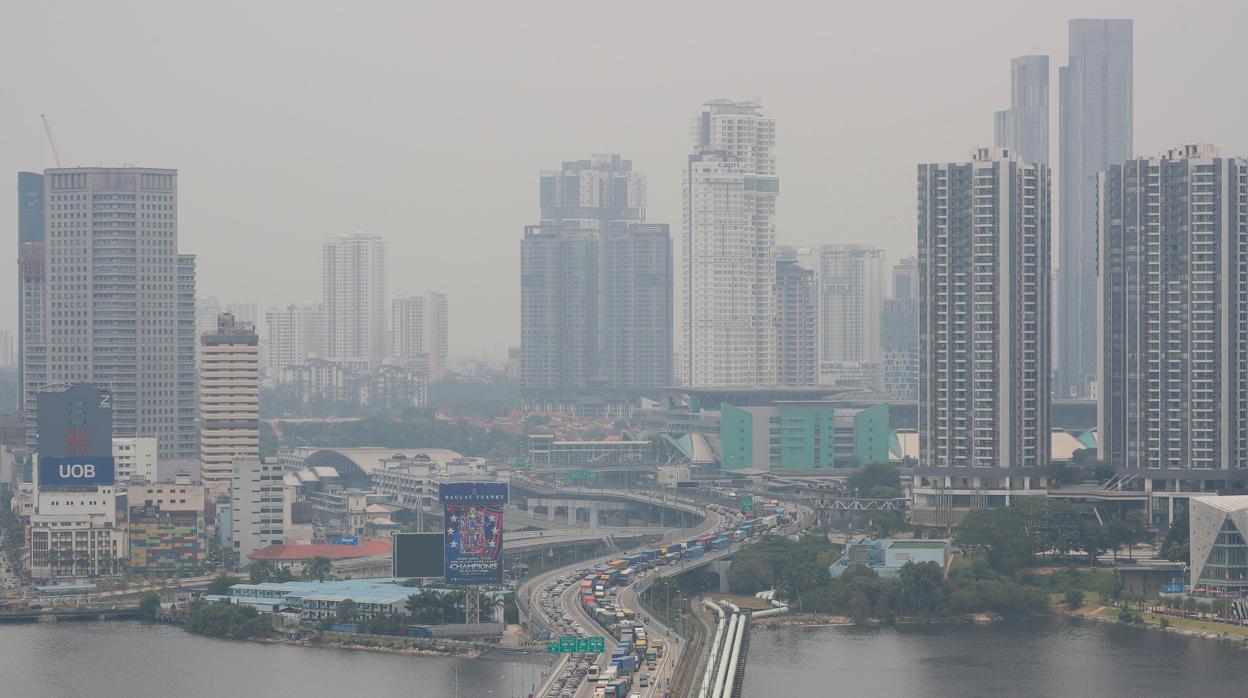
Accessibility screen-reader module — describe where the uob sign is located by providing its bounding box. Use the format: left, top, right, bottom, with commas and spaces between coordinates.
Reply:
38, 456, 115, 487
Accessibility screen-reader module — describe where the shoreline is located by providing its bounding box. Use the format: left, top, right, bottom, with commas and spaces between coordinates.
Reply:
182, 629, 488, 658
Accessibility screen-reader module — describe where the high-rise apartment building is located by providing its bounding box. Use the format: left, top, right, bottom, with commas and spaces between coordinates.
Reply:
1059, 19, 1133, 398
18, 171, 46, 444
425, 291, 449, 381
994, 55, 1049, 165
264, 302, 325, 378
322, 232, 387, 372
1098, 145, 1248, 501
520, 225, 598, 407
774, 259, 817, 386
390, 295, 426, 371
912, 148, 1051, 527
602, 223, 673, 392
809, 245, 885, 384
200, 313, 260, 490
682, 99, 778, 387
32, 168, 197, 460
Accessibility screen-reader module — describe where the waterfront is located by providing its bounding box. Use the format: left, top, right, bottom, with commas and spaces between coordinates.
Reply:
744, 617, 1247, 697
0, 622, 547, 698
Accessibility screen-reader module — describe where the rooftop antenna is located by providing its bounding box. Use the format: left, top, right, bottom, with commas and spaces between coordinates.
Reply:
40, 114, 63, 167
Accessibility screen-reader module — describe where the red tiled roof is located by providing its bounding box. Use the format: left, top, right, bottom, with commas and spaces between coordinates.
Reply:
247, 538, 392, 561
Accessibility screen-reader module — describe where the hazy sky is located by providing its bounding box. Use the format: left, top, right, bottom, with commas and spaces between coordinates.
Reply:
3, 0, 1246, 360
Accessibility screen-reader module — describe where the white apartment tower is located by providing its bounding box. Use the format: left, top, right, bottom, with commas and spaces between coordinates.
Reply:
230, 457, 289, 566
425, 291, 449, 381
264, 302, 325, 378
322, 232, 387, 372
682, 99, 778, 387
912, 148, 1052, 526
808, 244, 886, 381
200, 313, 260, 490
391, 295, 426, 370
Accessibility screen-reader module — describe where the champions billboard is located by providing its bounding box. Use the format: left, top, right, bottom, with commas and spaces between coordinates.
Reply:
440, 482, 507, 585
38, 456, 116, 488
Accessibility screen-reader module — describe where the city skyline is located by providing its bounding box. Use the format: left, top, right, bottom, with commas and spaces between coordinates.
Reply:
4, 3, 1243, 358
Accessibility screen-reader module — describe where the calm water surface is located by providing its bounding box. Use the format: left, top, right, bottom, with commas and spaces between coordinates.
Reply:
744, 617, 1247, 697
0, 621, 547, 698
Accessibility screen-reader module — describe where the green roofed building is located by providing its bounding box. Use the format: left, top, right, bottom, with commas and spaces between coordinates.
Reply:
720, 401, 888, 470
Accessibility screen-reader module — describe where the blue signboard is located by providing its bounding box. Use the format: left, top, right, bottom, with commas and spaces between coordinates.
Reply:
444, 503, 504, 584
38, 456, 116, 487
332, 535, 359, 546
438, 482, 509, 505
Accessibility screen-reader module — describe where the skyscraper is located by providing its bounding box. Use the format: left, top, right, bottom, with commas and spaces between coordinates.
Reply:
994, 55, 1049, 165
520, 224, 598, 408
912, 148, 1051, 527
1099, 145, 1248, 497
810, 244, 885, 383
322, 232, 387, 372
200, 312, 260, 490
1059, 18, 1133, 398
264, 302, 325, 379
774, 259, 818, 386
683, 99, 778, 387
541, 154, 646, 361
18, 171, 46, 443
602, 223, 673, 392
34, 168, 198, 460
891, 256, 918, 301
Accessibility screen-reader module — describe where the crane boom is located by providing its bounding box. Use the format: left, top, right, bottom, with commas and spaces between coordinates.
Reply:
40, 114, 63, 167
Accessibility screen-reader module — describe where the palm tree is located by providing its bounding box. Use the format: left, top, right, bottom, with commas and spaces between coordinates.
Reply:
250, 560, 276, 584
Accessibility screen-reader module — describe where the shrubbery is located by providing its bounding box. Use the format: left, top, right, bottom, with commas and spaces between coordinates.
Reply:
184, 600, 273, 639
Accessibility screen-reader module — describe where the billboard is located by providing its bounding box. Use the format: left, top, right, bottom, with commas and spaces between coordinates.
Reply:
444, 504, 503, 584
392, 532, 446, 578
438, 482, 509, 505
38, 456, 116, 488
36, 384, 113, 459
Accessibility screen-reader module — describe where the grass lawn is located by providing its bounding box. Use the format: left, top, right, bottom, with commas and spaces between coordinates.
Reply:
1049, 591, 1101, 605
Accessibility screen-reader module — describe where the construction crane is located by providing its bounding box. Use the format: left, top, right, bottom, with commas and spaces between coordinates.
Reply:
40, 113, 63, 167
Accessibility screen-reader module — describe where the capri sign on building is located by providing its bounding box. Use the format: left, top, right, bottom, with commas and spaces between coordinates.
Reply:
38, 457, 116, 487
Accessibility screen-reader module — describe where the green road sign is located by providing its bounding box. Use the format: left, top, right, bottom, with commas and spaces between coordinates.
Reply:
549, 635, 606, 653
740, 495, 754, 513
516, 457, 529, 470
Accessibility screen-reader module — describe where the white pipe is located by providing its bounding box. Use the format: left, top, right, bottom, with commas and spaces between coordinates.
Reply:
721, 613, 748, 698
710, 613, 741, 698
751, 606, 788, 619
697, 603, 728, 698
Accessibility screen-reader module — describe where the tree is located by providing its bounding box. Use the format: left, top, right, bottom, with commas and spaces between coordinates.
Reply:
304, 556, 333, 583
1103, 518, 1130, 562
848, 591, 872, 622
896, 561, 946, 616
955, 508, 1033, 573
1065, 590, 1084, 609
206, 575, 243, 596
847, 462, 902, 500
139, 592, 162, 620
274, 567, 295, 583
337, 598, 360, 623
249, 560, 276, 584
1124, 511, 1148, 562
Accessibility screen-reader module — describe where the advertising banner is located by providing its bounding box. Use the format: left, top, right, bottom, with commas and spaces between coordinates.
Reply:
444, 503, 503, 584
37, 456, 116, 488
438, 482, 509, 505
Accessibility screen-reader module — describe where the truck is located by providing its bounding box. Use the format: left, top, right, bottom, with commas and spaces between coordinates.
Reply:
608, 559, 628, 570
617, 568, 634, 586
668, 542, 685, 554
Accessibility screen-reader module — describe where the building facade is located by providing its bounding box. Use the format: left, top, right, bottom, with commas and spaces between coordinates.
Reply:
602, 223, 673, 393
520, 224, 598, 405
881, 297, 919, 401
230, 457, 290, 566
30, 168, 198, 459
264, 302, 325, 382
682, 100, 778, 387
1098, 145, 1248, 498
113, 437, 158, 484
1058, 18, 1133, 398
774, 259, 818, 386
1189, 496, 1248, 594
720, 401, 889, 471
390, 295, 426, 371
424, 291, 448, 381
17, 171, 45, 440
127, 473, 207, 574
994, 55, 1050, 165
913, 148, 1052, 527
808, 244, 885, 386
322, 232, 387, 372
200, 313, 260, 490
